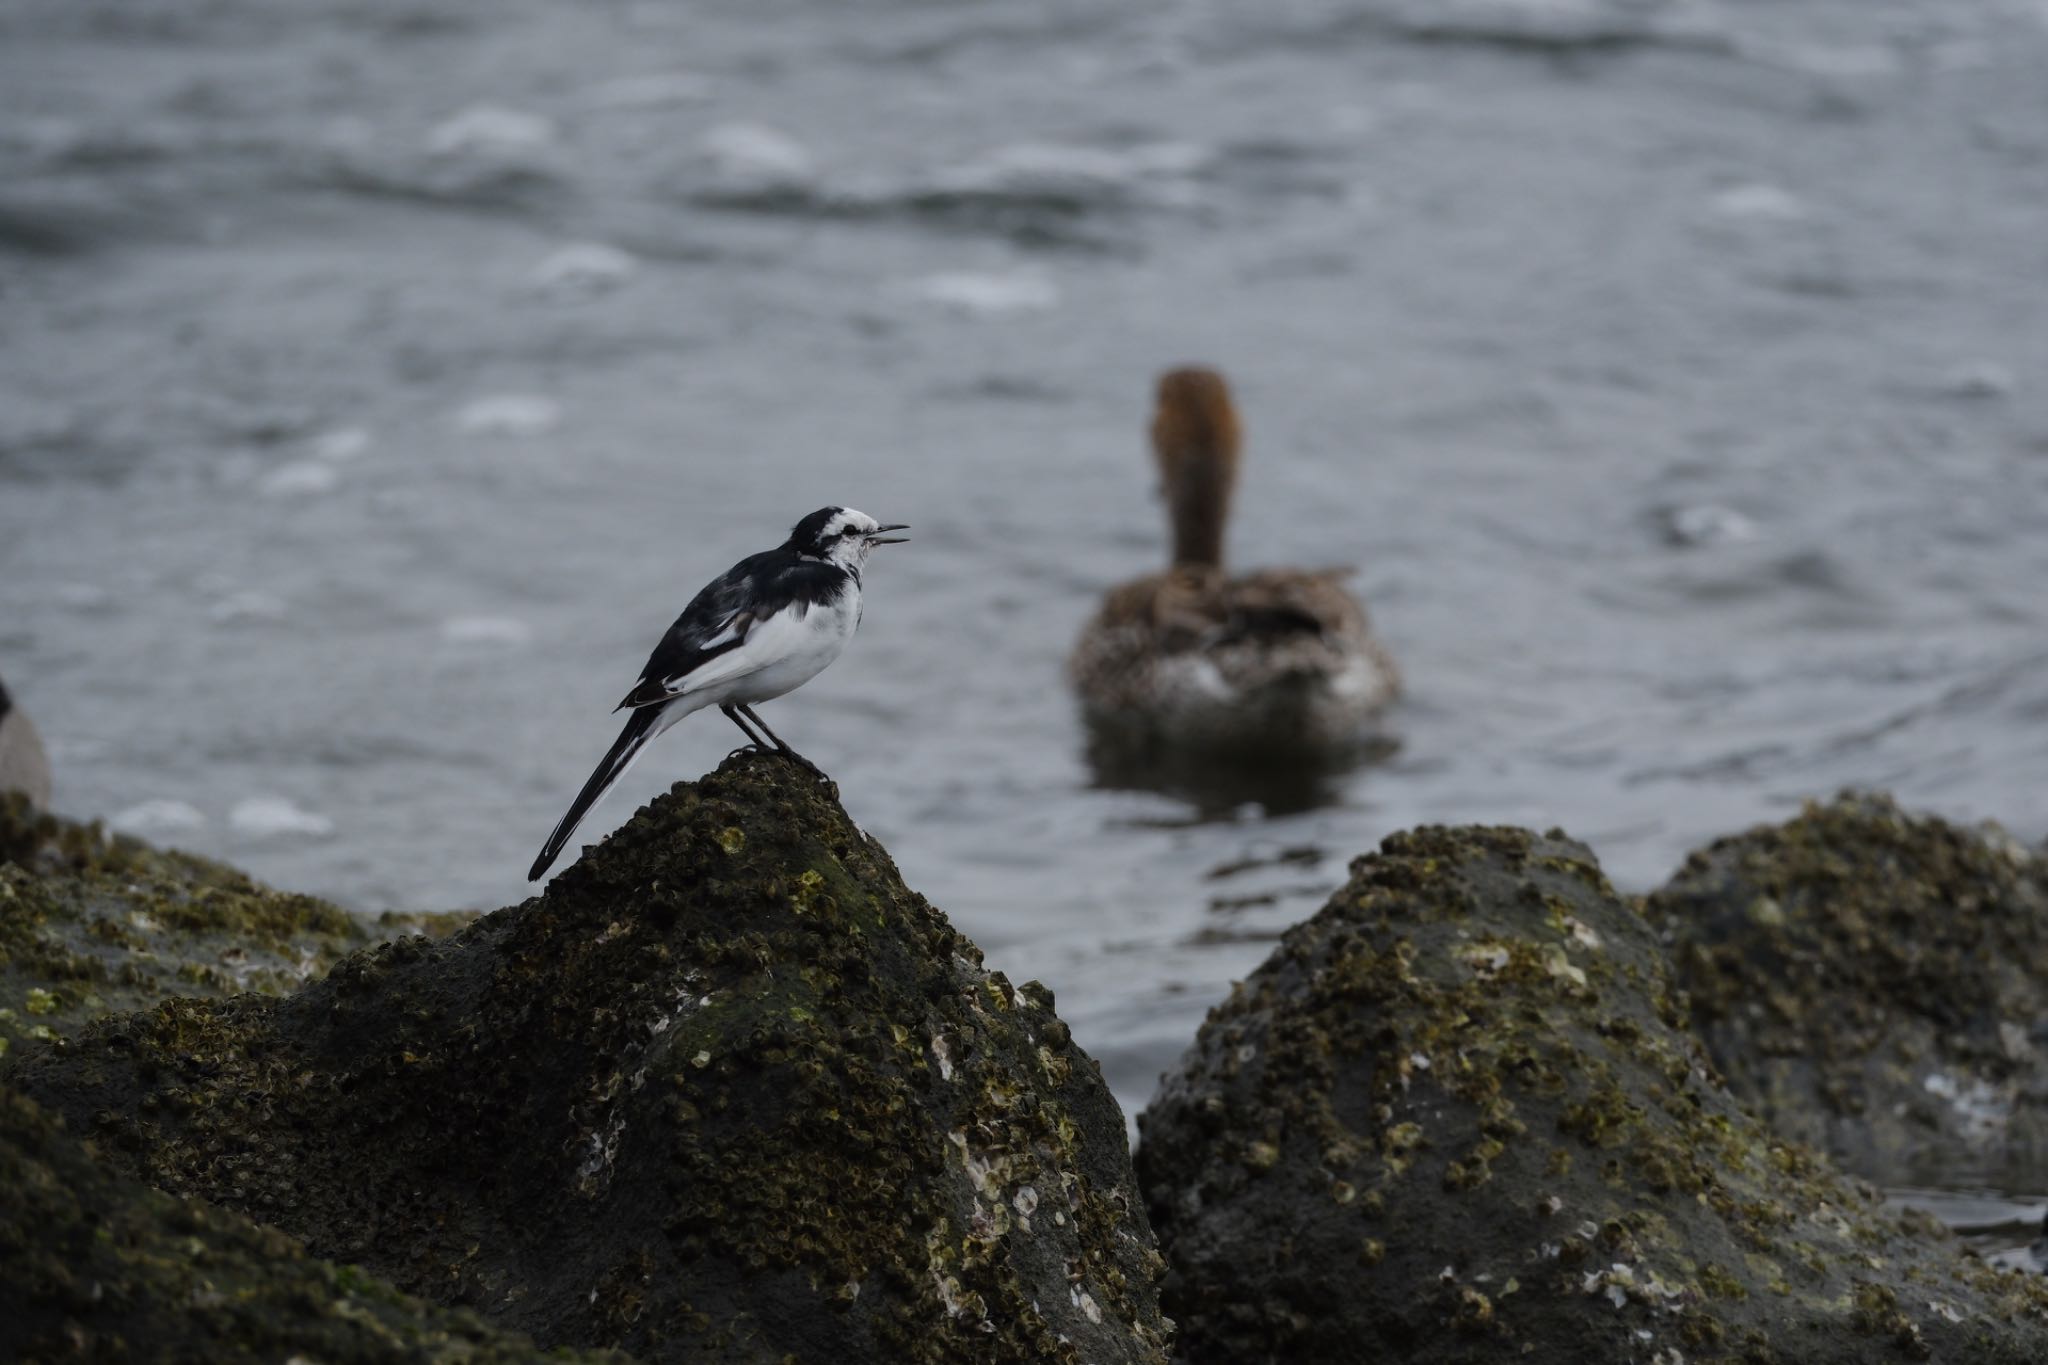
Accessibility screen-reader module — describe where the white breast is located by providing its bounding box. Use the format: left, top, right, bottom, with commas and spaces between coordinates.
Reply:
723, 586, 862, 705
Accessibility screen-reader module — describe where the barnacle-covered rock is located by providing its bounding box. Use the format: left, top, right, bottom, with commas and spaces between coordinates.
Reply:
1136, 824, 2048, 1364
0, 1084, 625, 1364
0, 792, 464, 1059
6, 754, 1169, 1365
1644, 793, 2048, 1187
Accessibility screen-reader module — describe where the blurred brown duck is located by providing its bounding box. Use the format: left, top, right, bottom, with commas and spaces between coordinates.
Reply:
1068, 367, 1398, 752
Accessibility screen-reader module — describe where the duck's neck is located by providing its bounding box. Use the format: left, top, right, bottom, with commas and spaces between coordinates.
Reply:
1165, 448, 1232, 570
1153, 368, 1241, 570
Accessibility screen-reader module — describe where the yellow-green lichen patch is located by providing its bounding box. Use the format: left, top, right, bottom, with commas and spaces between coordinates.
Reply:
0, 794, 471, 1058
8, 754, 1169, 1364
1136, 823, 2048, 1365
1645, 793, 2048, 1187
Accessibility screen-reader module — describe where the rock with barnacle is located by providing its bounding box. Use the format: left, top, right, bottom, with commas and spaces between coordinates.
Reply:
1644, 792, 2048, 1189
1135, 823, 2048, 1364
0, 1085, 625, 1364
0, 791, 468, 1060
4, 753, 1170, 1365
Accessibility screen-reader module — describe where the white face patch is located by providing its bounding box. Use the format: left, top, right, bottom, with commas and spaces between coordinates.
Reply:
818, 507, 883, 568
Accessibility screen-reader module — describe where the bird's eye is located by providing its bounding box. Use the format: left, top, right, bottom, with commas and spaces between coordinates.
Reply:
842, 527, 860, 537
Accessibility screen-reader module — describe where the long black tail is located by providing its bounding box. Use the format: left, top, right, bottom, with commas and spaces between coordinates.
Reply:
529, 706, 663, 881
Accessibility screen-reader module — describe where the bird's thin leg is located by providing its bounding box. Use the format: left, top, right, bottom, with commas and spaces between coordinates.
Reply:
720, 703, 770, 754
739, 705, 826, 777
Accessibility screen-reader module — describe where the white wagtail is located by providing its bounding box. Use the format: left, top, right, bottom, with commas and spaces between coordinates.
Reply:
528, 506, 907, 881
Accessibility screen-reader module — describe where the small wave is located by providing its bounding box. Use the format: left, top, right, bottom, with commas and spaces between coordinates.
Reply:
424, 106, 557, 159
110, 799, 207, 837
530, 242, 638, 300
304, 428, 372, 462
454, 394, 562, 438
926, 140, 1205, 205
904, 270, 1060, 317
208, 590, 288, 626
255, 460, 341, 499
1241, 0, 1735, 58
309, 108, 566, 211
698, 123, 815, 187
681, 136, 1212, 249
1651, 502, 1759, 548
228, 795, 334, 839
1708, 183, 1808, 223
925, 374, 1075, 404
1393, 0, 1733, 54
13, 115, 193, 170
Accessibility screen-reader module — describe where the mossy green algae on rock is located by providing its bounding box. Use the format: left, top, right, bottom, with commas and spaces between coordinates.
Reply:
0, 792, 464, 1059
0, 1085, 627, 1365
1135, 824, 2048, 1365
5, 754, 1170, 1364
1644, 793, 2048, 1187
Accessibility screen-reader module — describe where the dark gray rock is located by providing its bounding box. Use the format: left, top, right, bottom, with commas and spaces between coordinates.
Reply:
1137, 823, 2048, 1365
6, 753, 1170, 1365
0, 1084, 628, 1365
1644, 793, 2048, 1187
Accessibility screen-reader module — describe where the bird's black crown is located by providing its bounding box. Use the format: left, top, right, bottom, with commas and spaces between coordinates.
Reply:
787, 506, 854, 555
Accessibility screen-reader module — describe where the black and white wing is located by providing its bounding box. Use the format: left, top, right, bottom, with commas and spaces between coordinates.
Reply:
614, 551, 840, 711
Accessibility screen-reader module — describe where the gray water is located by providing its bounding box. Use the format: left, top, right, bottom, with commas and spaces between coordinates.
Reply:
6, 0, 2048, 1243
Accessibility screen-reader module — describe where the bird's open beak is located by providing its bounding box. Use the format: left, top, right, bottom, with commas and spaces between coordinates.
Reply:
867, 523, 910, 545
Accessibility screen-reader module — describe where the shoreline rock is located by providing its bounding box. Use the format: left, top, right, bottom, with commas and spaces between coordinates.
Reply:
1136, 823, 2048, 1363
0, 792, 467, 1060
5, 754, 1170, 1364
0, 1085, 626, 1364
1645, 793, 2048, 1188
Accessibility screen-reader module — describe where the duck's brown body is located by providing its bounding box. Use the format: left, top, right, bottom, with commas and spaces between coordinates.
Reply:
1068, 368, 1398, 751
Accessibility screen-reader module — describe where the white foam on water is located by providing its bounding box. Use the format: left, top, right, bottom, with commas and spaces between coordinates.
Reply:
229, 795, 335, 838
906, 271, 1060, 317
455, 394, 563, 437
208, 591, 288, 625
110, 799, 208, 836
1709, 183, 1807, 221
700, 123, 814, 185
532, 243, 638, 299
306, 427, 372, 462
1667, 504, 1759, 547
256, 460, 341, 498
426, 106, 558, 158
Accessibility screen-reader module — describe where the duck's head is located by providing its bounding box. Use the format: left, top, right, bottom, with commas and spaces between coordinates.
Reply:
787, 506, 909, 569
1151, 366, 1241, 570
